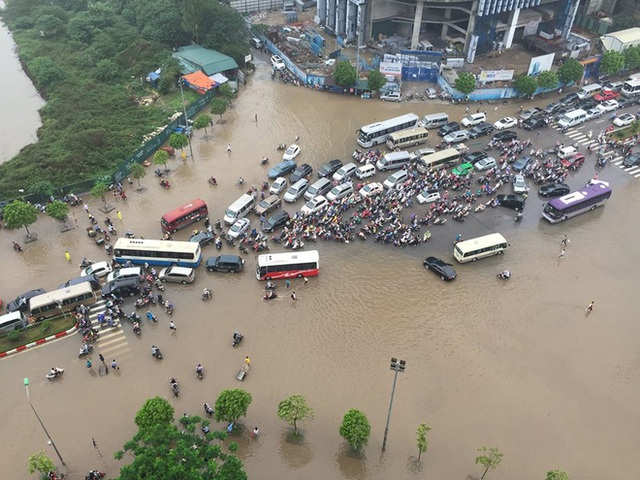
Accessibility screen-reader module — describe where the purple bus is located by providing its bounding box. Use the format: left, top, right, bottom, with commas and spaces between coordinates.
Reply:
542, 181, 612, 223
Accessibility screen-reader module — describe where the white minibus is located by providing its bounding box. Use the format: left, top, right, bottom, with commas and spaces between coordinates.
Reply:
224, 194, 256, 225
453, 233, 509, 263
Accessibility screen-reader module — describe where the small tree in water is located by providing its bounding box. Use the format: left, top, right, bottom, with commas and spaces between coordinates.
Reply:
129, 163, 146, 189
277, 394, 314, 435
416, 423, 431, 462
210, 97, 228, 122
367, 70, 386, 91
3, 200, 38, 237
333, 60, 357, 87
153, 150, 169, 169
339, 409, 370, 450
475, 446, 503, 479
27, 451, 56, 477
546, 469, 570, 480
90, 182, 110, 210
454, 72, 476, 96
193, 114, 212, 136
46, 200, 69, 221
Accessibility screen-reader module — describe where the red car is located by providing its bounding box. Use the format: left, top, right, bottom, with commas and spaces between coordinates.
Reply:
594, 90, 619, 102
561, 153, 585, 170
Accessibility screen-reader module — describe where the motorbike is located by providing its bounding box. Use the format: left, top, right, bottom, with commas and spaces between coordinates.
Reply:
215, 239, 222, 250
202, 288, 212, 301
204, 403, 214, 416
433, 217, 447, 225
154, 279, 165, 291
46, 368, 65, 380
146, 311, 158, 323
79, 257, 93, 268
170, 378, 180, 397
260, 157, 269, 166
127, 312, 141, 323
196, 365, 204, 380
208, 176, 217, 185
263, 292, 278, 301
160, 179, 171, 189
232, 332, 244, 347
85, 471, 106, 480
152, 345, 163, 359
277, 143, 287, 151
135, 297, 150, 308
125, 230, 135, 238
12, 241, 23, 252
497, 270, 511, 280
78, 344, 93, 358
132, 323, 141, 335
264, 282, 277, 290
515, 212, 523, 222
164, 302, 174, 315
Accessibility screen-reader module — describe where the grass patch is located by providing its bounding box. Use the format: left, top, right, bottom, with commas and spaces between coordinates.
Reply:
0, 316, 76, 353
613, 120, 640, 140
157, 91, 201, 113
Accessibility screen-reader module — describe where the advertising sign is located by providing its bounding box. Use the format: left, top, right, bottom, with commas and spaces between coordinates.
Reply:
527, 53, 555, 76
479, 70, 515, 82
379, 62, 402, 77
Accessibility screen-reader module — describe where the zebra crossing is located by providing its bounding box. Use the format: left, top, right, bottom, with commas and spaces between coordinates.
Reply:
550, 123, 640, 179
81, 299, 131, 362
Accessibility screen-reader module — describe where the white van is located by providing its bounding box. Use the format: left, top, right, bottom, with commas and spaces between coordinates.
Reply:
577, 83, 602, 99
558, 109, 587, 129
355, 164, 376, 179
461, 112, 487, 127
305, 177, 332, 200
383, 170, 409, 190
332, 163, 357, 182
421, 112, 449, 129
106, 267, 143, 284
0, 311, 27, 335
376, 151, 412, 172
224, 194, 256, 225
283, 179, 309, 203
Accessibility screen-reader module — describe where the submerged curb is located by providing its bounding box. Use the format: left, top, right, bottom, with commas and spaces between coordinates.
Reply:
0, 324, 77, 358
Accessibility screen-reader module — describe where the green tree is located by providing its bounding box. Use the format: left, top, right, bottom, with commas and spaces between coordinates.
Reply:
153, 150, 169, 168
416, 423, 431, 462
157, 57, 182, 95
514, 74, 538, 98
219, 82, 236, 102
28, 57, 65, 90
129, 163, 146, 188
557, 59, 584, 86
367, 69, 386, 91
333, 60, 357, 87
210, 97, 228, 122
27, 180, 55, 201
3, 200, 38, 236
546, 469, 569, 480
90, 182, 110, 210
454, 72, 476, 96
251, 23, 269, 36
624, 45, 640, 70
35, 14, 65, 37
599, 50, 625, 77
134, 396, 174, 429
214, 389, 252, 426
537, 70, 559, 90
46, 200, 69, 221
277, 395, 314, 435
475, 446, 503, 479
193, 114, 211, 136
27, 451, 56, 476
182, 0, 218, 45
339, 409, 370, 450
169, 133, 189, 156
95, 59, 120, 82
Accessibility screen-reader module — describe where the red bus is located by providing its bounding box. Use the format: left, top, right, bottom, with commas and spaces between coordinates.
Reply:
161, 199, 208, 233
255, 250, 320, 280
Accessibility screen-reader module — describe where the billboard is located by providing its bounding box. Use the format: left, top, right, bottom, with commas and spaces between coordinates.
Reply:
379, 62, 402, 77
479, 70, 515, 82
527, 53, 555, 76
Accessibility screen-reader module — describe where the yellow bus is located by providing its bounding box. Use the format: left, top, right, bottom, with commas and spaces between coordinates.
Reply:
416, 148, 461, 174
29, 282, 96, 321
453, 233, 509, 263
386, 127, 429, 150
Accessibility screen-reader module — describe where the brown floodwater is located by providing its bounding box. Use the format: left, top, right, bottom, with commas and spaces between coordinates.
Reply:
1, 51, 639, 480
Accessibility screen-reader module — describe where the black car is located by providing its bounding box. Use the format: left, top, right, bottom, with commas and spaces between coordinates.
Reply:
616, 97, 636, 109
468, 122, 494, 139
492, 130, 518, 142
6, 288, 46, 313
623, 153, 640, 168
522, 116, 548, 131
101, 277, 140, 298
544, 102, 563, 114
205, 255, 244, 273
496, 194, 526, 210
554, 107, 570, 120
538, 183, 570, 197
57, 274, 101, 291
438, 121, 460, 137
423, 256, 457, 281
290, 164, 313, 183
560, 92, 580, 106
262, 210, 290, 233
462, 151, 488, 164
317, 159, 343, 178
189, 231, 215, 247
511, 156, 533, 172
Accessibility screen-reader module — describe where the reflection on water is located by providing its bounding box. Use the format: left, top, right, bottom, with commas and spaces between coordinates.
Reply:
336, 443, 368, 480
278, 429, 314, 470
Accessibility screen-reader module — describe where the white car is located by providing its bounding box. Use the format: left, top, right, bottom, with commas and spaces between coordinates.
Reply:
380, 91, 402, 102
596, 99, 618, 113
81, 261, 112, 278
271, 55, 285, 71
425, 88, 437, 99
326, 182, 354, 202
332, 162, 357, 182
494, 117, 517, 130
474, 157, 497, 171
512, 174, 527, 194
557, 146, 578, 159
358, 182, 383, 198
300, 195, 329, 215
383, 170, 409, 190
269, 177, 287, 195
585, 107, 602, 121
282, 144, 301, 161
228, 217, 251, 239
158, 266, 195, 284
443, 130, 469, 143
613, 113, 636, 127
416, 189, 441, 204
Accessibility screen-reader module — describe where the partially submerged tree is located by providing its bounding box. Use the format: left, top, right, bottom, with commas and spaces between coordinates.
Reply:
339, 409, 370, 450
210, 97, 228, 122
277, 394, 314, 435
475, 446, 503, 479
129, 163, 146, 188
90, 182, 110, 210
46, 200, 69, 221
546, 470, 569, 480
416, 423, 431, 462
214, 389, 252, 427
27, 451, 56, 477
193, 114, 212, 136
3, 200, 38, 236
153, 150, 169, 169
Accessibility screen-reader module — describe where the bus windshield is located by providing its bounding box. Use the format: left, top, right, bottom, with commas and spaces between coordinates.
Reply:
357, 113, 420, 148
542, 182, 611, 223
256, 250, 320, 280
161, 199, 208, 233
114, 238, 202, 267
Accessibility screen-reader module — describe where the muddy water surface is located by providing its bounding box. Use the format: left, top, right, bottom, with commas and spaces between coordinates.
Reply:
1, 54, 639, 480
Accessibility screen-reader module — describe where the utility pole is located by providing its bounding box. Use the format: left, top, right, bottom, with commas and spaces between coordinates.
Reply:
24, 378, 66, 466
382, 357, 406, 451
178, 79, 194, 159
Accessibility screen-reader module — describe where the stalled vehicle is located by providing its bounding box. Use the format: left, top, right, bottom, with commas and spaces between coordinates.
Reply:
538, 183, 570, 197
423, 256, 457, 281
254, 195, 282, 216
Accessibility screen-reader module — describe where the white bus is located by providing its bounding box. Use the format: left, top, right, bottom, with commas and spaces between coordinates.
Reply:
256, 250, 320, 280
29, 282, 96, 321
621, 78, 640, 98
386, 127, 429, 150
415, 148, 461, 174
357, 113, 420, 148
453, 233, 509, 263
113, 238, 202, 267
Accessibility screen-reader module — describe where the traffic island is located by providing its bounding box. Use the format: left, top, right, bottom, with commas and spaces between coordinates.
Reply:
23, 233, 38, 243
0, 316, 76, 358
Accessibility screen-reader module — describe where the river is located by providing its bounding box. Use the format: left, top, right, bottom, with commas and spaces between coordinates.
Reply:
0, 10, 43, 164
0, 51, 639, 480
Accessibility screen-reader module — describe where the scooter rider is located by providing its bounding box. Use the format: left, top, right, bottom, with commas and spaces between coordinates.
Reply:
196, 364, 204, 377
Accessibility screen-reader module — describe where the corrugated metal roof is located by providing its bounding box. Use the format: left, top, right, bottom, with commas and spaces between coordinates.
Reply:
173, 45, 239, 76
602, 27, 640, 46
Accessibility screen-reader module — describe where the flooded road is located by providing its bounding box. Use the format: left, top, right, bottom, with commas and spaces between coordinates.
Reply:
0, 14, 43, 163
1, 53, 640, 480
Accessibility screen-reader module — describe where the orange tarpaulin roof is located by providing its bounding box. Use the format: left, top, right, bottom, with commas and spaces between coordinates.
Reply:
182, 71, 216, 93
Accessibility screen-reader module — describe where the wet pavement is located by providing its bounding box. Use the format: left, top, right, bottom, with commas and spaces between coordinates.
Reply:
1, 51, 640, 480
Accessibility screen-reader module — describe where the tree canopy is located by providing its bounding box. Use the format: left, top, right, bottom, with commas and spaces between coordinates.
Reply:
27, 451, 56, 476
3, 200, 38, 235
476, 446, 503, 479
416, 423, 431, 462
214, 389, 252, 426
455, 72, 476, 96
210, 98, 229, 121
545, 470, 569, 480
537, 70, 559, 91
333, 60, 357, 87
339, 409, 370, 450
514, 74, 538, 98
277, 395, 314, 435
134, 396, 174, 429
599, 50, 625, 77
367, 70, 386, 91
557, 59, 584, 86
45, 200, 69, 221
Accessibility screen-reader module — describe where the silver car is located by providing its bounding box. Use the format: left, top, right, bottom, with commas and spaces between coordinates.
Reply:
326, 182, 354, 202
512, 174, 527, 194
443, 130, 469, 143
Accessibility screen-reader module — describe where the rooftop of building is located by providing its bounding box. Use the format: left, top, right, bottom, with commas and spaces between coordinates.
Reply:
600, 27, 640, 44
173, 45, 239, 76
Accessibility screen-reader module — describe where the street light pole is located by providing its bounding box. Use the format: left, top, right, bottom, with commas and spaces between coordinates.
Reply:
381, 357, 406, 451
178, 80, 194, 159
23, 378, 66, 466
